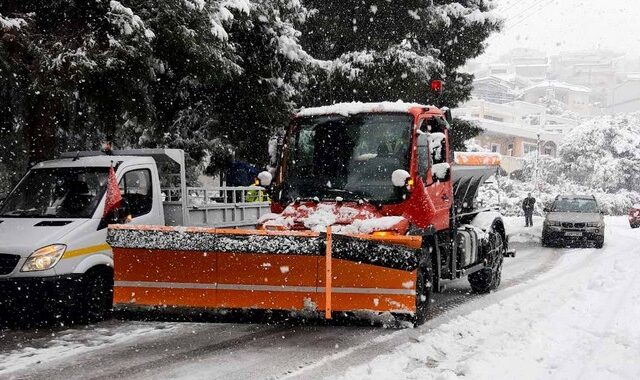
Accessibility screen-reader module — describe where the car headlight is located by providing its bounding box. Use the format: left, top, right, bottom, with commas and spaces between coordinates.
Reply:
585, 222, 601, 227
546, 221, 561, 226
21, 244, 66, 272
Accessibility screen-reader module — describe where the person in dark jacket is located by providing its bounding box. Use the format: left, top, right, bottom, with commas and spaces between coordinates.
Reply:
522, 193, 536, 227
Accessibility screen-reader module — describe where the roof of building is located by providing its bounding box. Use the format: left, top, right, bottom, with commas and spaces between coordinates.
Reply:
460, 117, 564, 144
523, 80, 592, 94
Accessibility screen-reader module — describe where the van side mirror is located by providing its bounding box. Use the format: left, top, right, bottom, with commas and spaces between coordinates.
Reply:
98, 200, 131, 230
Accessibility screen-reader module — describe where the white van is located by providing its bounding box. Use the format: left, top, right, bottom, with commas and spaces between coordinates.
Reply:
0, 149, 269, 321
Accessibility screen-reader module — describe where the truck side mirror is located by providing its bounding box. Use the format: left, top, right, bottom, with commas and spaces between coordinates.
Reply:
432, 163, 451, 182
443, 107, 453, 125
258, 171, 273, 187
392, 169, 411, 187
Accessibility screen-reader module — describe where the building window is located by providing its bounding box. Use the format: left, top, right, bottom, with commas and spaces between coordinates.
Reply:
523, 142, 538, 156
491, 143, 501, 153
507, 143, 514, 156
484, 115, 504, 122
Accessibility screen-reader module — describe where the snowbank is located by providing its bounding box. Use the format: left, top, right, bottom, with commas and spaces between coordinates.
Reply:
337, 217, 640, 379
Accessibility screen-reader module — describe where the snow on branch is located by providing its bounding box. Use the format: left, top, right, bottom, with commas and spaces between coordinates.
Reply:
0, 14, 27, 30
109, 1, 155, 39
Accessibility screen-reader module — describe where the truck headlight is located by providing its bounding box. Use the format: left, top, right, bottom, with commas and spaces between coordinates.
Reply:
21, 244, 66, 272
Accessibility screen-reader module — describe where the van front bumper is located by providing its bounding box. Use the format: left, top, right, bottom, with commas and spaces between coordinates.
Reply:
0, 274, 84, 310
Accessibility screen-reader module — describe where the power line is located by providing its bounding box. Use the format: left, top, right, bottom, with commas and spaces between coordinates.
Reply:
503, 0, 555, 29
503, 0, 556, 31
500, 0, 541, 17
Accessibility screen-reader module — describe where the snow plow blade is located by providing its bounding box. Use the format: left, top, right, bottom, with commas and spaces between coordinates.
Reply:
107, 225, 422, 317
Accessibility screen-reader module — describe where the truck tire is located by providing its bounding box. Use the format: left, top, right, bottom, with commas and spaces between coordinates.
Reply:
413, 264, 433, 326
81, 267, 113, 322
469, 230, 504, 294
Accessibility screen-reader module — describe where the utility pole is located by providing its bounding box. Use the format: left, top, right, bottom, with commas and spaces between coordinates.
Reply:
534, 133, 541, 195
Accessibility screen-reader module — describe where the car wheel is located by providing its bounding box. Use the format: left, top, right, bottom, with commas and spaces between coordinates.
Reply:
541, 238, 549, 247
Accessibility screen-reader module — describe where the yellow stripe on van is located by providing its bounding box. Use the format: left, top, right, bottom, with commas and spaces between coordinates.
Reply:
63, 243, 112, 259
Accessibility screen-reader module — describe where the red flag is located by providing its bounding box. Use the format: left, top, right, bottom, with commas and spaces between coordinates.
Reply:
103, 165, 122, 218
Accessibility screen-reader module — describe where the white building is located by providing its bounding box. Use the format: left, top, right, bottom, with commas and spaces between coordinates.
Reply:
521, 80, 592, 114
454, 99, 574, 174
608, 74, 640, 114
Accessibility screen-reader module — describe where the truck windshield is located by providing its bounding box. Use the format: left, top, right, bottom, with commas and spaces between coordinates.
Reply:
551, 198, 599, 213
281, 113, 413, 203
0, 167, 109, 218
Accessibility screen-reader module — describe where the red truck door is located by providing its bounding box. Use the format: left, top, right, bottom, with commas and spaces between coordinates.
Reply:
420, 116, 452, 231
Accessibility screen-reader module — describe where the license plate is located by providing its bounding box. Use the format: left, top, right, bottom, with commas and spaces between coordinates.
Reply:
565, 231, 582, 237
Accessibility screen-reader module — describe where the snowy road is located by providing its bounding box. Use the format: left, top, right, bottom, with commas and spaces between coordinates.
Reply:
1, 217, 637, 380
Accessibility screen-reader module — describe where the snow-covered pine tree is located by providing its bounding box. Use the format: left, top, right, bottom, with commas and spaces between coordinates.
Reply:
300, 0, 502, 109
1, 1, 318, 183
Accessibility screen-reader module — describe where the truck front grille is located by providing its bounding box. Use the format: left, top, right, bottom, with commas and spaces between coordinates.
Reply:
0, 254, 20, 275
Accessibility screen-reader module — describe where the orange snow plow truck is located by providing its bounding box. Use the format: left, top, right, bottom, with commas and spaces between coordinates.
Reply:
107, 102, 512, 325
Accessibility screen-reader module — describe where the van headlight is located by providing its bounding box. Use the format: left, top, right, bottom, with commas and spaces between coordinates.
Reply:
21, 244, 66, 272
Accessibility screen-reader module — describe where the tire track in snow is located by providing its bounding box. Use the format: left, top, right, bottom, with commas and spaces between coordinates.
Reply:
278, 245, 573, 379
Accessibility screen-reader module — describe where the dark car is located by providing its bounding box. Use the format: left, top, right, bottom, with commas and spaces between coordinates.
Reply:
542, 195, 605, 249
630, 205, 640, 229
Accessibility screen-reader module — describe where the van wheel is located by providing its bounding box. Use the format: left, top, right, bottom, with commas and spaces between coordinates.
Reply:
81, 268, 113, 322
469, 231, 504, 294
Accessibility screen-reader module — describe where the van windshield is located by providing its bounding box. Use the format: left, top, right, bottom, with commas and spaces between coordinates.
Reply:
0, 167, 109, 218
551, 198, 599, 213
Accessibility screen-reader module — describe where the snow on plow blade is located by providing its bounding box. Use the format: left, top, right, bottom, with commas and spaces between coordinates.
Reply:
107, 225, 422, 317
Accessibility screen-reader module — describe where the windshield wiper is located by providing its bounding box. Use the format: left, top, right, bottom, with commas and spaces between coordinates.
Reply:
320, 188, 369, 203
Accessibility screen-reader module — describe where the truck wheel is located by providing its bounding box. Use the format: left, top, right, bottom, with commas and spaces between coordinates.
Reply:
81, 268, 113, 322
413, 264, 433, 326
469, 231, 504, 294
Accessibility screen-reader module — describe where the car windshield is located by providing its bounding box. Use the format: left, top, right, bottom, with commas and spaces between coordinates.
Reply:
281, 113, 414, 203
551, 198, 599, 213
0, 167, 109, 218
